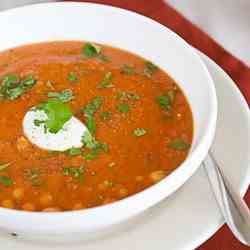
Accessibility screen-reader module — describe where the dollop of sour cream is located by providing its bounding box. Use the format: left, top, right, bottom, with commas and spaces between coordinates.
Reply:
23, 109, 87, 151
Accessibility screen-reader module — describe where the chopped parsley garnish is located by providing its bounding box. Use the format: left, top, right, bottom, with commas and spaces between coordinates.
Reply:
0, 176, 13, 187
68, 72, 79, 82
168, 139, 190, 151
117, 103, 130, 113
81, 96, 103, 135
34, 119, 45, 127
82, 43, 110, 62
156, 89, 177, 111
100, 111, 112, 121
133, 128, 147, 137
0, 162, 11, 172
63, 166, 84, 183
120, 64, 135, 75
82, 96, 103, 117
116, 91, 140, 101
48, 89, 74, 103
83, 43, 101, 57
36, 99, 73, 133
67, 147, 82, 156
0, 74, 37, 100
143, 61, 158, 78
81, 131, 109, 160
97, 72, 114, 89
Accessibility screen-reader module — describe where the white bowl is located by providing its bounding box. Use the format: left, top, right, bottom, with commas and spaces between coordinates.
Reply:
0, 2, 217, 241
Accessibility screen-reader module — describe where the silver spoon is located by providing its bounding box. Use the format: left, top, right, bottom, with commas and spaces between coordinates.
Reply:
203, 152, 250, 245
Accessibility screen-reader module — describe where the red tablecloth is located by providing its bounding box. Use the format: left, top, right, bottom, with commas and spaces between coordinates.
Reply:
65, 1, 250, 249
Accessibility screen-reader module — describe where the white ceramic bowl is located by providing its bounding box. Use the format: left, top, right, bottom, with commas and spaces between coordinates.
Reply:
0, 2, 217, 241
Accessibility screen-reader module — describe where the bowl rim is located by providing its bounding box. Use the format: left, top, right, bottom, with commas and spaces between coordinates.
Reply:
0, 1, 217, 220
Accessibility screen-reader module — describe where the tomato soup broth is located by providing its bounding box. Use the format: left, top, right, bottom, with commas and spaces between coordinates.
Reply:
0, 41, 193, 212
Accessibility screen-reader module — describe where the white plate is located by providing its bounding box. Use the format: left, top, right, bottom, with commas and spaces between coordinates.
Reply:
0, 52, 249, 249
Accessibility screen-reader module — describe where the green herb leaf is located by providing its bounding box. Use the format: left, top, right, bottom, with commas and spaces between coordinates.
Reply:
82, 96, 103, 117
68, 72, 79, 82
81, 130, 99, 149
63, 166, 84, 183
100, 111, 112, 121
84, 148, 100, 160
48, 89, 74, 103
97, 72, 114, 89
0, 74, 37, 100
133, 128, 147, 137
0, 176, 13, 186
117, 103, 130, 113
83, 43, 101, 57
67, 147, 82, 156
98, 54, 110, 62
0, 163, 11, 172
82, 43, 110, 62
34, 119, 45, 127
37, 99, 73, 133
81, 131, 109, 160
156, 89, 177, 111
116, 91, 140, 101
86, 115, 96, 135
168, 139, 190, 151
120, 64, 135, 75
143, 61, 158, 78
156, 95, 171, 111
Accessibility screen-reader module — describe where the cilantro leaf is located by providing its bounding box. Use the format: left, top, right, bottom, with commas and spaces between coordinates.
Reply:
67, 147, 82, 156
120, 64, 135, 75
117, 103, 130, 113
37, 99, 73, 133
116, 91, 140, 101
168, 139, 190, 151
82, 43, 110, 62
68, 72, 79, 82
0, 176, 13, 186
0, 74, 36, 100
97, 72, 114, 89
100, 111, 112, 121
63, 166, 84, 183
82, 96, 103, 117
48, 89, 74, 103
133, 128, 147, 137
83, 43, 101, 57
156, 89, 177, 111
143, 61, 158, 78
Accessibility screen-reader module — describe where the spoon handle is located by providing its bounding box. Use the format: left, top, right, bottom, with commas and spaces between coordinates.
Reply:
203, 153, 250, 246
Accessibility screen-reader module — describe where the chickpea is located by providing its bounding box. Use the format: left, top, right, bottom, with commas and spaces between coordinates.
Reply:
149, 170, 166, 183
72, 202, 84, 210
135, 176, 144, 182
12, 188, 24, 201
16, 136, 30, 152
118, 188, 128, 198
102, 198, 116, 205
39, 193, 53, 206
2, 199, 15, 209
22, 203, 35, 211
43, 207, 61, 212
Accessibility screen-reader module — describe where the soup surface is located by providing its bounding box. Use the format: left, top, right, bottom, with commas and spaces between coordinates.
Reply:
0, 41, 193, 212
